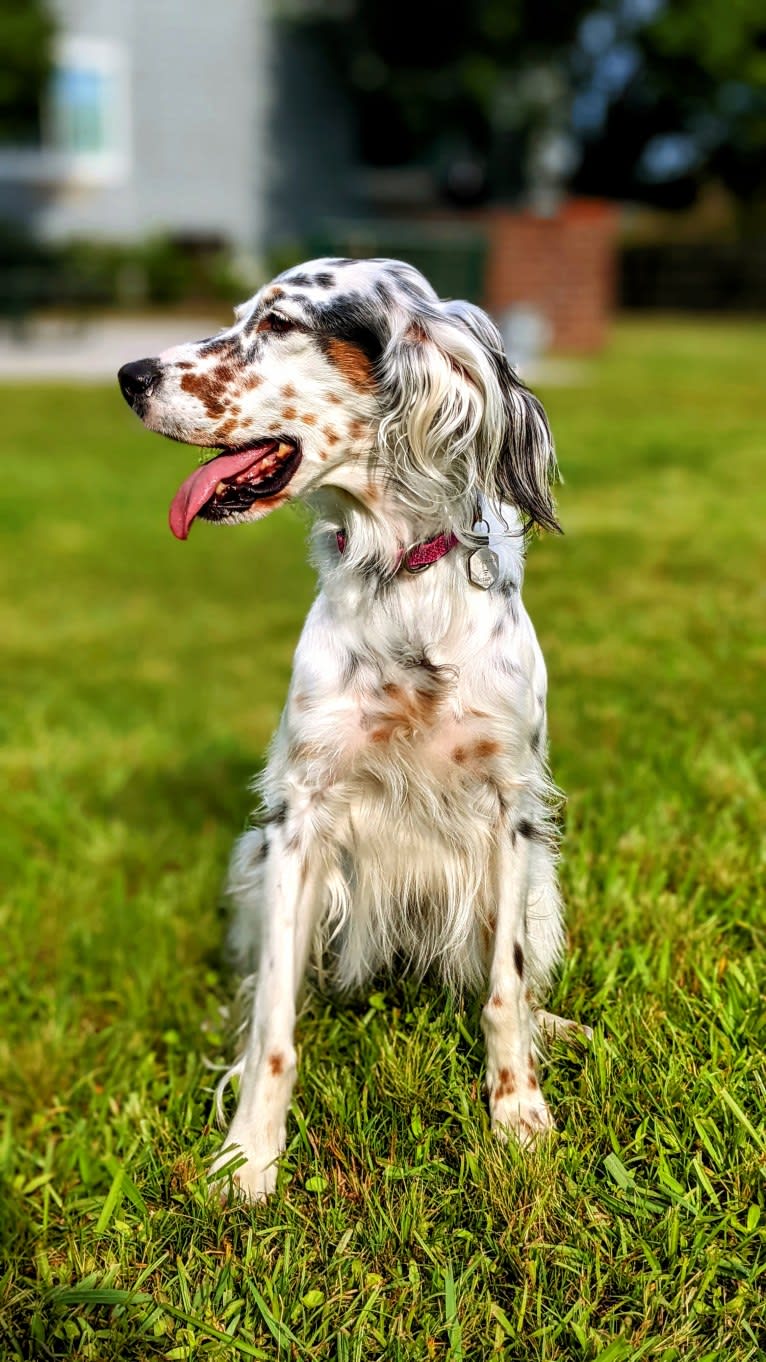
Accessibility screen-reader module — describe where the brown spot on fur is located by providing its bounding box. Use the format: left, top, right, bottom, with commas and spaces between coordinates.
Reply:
281, 406, 297, 421
528, 1069, 538, 1089
180, 369, 229, 417
299, 412, 317, 425
214, 361, 237, 385
264, 286, 285, 303
322, 426, 340, 446
324, 338, 375, 391
474, 738, 500, 760
244, 373, 263, 390
368, 679, 442, 743
268, 1053, 284, 1076
494, 1067, 516, 1101
281, 383, 297, 398
327, 391, 343, 404
453, 746, 467, 764
180, 371, 208, 399
406, 321, 428, 344
489, 991, 502, 1008
349, 418, 369, 441
216, 419, 239, 442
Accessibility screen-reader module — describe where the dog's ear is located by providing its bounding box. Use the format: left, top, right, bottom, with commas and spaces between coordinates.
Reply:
377, 310, 488, 517
442, 301, 561, 534
378, 297, 560, 532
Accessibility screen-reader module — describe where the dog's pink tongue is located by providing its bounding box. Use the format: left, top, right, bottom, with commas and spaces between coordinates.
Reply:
168, 445, 275, 540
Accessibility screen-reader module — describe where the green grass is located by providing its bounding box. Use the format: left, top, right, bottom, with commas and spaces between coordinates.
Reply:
1, 318, 764, 1360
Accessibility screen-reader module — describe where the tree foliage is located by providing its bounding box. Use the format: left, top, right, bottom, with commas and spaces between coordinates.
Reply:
0, 0, 54, 144
307, 0, 766, 206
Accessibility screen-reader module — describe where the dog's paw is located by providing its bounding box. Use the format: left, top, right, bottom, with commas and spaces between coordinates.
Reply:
209, 1143, 279, 1204
491, 1093, 555, 1148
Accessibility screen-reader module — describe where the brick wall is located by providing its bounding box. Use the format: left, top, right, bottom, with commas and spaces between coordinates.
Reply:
476, 199, 619, 352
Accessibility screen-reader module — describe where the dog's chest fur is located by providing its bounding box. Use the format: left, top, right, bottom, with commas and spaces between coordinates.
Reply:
254, 541, 551, 987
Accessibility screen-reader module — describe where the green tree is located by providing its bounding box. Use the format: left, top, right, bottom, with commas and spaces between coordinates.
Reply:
0, 0, 54, 144
306, 0, 766, 207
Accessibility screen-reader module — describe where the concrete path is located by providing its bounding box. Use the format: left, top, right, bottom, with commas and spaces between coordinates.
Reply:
0, 315, 224, 382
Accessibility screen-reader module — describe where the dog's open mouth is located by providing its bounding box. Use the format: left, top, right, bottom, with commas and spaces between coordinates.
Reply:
168, 439, 302, 540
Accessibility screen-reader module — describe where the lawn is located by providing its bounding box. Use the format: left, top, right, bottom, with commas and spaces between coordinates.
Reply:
0, 318, 764, 1360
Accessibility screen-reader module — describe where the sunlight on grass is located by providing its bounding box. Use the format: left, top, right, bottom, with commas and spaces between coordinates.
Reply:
0, 319, 764, 1359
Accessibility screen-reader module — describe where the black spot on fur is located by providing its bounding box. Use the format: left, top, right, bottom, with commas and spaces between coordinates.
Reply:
342, 650, 364, 686
530, 725, 542, 753
313, 272, 335, 288
492, 577, 519, 625
412, 651, 441, 675
267, 802, 288, 826
394, 644, 454, 692
513, 942, 525, 978
198, 335, 233, 356
314, 293, 385, 364
354, 551, 397, 592
517, 818, 543, 842
282, 272, 314, 287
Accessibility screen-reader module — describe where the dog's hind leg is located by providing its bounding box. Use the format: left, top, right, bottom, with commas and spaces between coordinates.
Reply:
211, 815, 321, 1202
481, 828, 555, 1145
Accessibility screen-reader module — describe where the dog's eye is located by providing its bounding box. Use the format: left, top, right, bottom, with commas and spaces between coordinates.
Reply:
259, 311, 294, 335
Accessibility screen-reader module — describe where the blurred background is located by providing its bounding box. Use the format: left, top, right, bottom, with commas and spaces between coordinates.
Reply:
0, 0, 764, 368
2, 8, 765, 1350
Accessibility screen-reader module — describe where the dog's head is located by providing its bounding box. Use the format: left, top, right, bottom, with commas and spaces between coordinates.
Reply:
118, 257, 559, 540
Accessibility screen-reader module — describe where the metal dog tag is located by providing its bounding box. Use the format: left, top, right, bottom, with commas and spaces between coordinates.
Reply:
467, 543, 499, 589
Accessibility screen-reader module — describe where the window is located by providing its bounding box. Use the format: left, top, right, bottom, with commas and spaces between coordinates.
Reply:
0, 35, 130, 184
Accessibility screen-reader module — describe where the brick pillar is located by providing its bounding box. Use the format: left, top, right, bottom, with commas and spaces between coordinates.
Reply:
479, 199, 619, 352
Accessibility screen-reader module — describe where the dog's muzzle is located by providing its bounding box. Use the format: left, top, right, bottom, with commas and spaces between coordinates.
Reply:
117, 357, 162, 409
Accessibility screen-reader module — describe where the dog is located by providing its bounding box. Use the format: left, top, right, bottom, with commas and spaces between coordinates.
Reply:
118, 256, 575, 1202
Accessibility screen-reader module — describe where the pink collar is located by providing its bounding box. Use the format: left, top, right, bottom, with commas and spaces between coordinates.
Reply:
335, 527, 459, 574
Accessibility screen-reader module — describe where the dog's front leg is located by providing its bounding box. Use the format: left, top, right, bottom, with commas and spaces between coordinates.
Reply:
482, 830, 554, 1144
212, 821, 319, 1202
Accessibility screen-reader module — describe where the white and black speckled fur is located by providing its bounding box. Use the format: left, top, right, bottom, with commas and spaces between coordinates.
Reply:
122, 257, 571, 1201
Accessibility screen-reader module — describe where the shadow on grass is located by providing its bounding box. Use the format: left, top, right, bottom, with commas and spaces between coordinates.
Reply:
89, 743, 265, 835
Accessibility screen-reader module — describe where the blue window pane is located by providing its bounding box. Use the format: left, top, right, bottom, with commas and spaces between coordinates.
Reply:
51, 65, 111, 154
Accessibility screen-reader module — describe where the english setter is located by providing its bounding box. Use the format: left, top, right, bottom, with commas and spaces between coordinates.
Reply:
118, 257, 578, 1202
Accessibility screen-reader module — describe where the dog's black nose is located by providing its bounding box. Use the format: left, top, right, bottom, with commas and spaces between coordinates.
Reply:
118, 357, 161, 406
